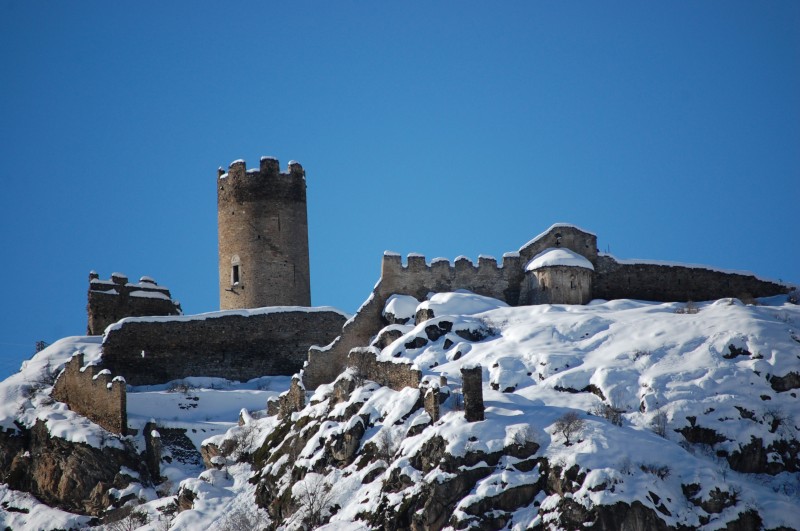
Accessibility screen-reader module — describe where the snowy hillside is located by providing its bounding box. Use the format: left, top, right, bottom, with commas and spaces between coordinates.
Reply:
1, 292, 799, 530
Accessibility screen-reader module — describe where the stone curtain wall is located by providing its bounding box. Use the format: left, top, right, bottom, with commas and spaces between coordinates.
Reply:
303, 224, 791, 390
304, 253, 524, 389
52, 353, 127, 434
380, 253, 525, 306
217, 158, 311, 310
87, 272, 181, 335
348, 347, 422, 391
102, 308, 346, 386
593, 255, 791, 302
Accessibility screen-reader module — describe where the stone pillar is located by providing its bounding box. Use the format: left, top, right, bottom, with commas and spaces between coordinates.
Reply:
424, 387, 440, 423
461, 365, 484, 422
144, 421, 162, 481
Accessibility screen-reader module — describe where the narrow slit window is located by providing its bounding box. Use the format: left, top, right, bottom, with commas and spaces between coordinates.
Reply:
232, 265, 240, 285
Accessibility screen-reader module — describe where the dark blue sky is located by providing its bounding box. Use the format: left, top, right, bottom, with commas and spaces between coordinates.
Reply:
1, 2, 798, 377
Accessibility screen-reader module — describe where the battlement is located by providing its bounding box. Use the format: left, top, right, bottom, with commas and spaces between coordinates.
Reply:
217, 154, 311, 309
87, 271, 181, 335
379, 251, 524, 305
381, 252, 521, 278
218, 157, 305, 181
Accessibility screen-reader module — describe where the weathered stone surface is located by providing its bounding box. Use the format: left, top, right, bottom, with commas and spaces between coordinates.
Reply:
218, 158, 310, 310
462, 365, 484, 422
769, 371, 800, 392
347, 347, 422, 391
87, 272, 181, 335
1, 421, 150, 516
102, 309, 346, 385
52, 353, 126, 435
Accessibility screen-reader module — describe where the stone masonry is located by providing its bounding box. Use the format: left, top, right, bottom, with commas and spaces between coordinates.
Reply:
87, 272, 181, 335
52, 353, 127, 435
461, 365, 485, 422
303, 224, 792, 389
101, 307, 347, 386
347, 347, 422, 392
218, 158, 311, 310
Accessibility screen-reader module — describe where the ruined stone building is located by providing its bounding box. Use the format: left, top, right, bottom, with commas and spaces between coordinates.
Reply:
57, 155, 793, 433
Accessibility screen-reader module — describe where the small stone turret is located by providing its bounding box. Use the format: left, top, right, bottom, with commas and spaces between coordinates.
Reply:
217, 157, 311, 310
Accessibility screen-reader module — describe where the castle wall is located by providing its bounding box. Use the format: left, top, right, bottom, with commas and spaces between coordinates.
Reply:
593, 255, 790, 303
304, 253, 525, 389
380, 253, 524, 305
101, 308, 346, 386
87, 272, 181, 335
52, 353, 127, 435
218, 158, 311, 310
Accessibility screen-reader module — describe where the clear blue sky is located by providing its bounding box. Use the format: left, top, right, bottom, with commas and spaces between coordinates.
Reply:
1, 2, 798, 378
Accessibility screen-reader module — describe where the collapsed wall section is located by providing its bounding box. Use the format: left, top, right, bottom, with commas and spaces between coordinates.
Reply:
593, 255, 791, 302
87, 272, 181, 335
101, 307, 347, 386
52, 353, 127, 435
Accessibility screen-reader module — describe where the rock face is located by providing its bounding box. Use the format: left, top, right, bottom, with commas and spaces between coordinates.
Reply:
0, 421, 151, 516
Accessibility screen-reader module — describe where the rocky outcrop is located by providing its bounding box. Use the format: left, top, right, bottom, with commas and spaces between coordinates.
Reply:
0, 421, 151, 516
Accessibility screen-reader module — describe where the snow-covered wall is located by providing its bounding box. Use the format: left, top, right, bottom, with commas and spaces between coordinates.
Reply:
303, 224, 792, 390
593, 255, 790, 303
52, 352, 126, 435
102, 308, 347, 386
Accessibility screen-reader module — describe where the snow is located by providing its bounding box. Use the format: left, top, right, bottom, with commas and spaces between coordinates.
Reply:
415, 290, 509, 317
129, 289, 171, 300
382, 294, 419, 322
103, 305, 350, 335
526, 247, 594, 271
2, 290, 799, 529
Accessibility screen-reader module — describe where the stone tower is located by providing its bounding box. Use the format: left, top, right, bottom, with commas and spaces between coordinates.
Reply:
217, 157, 311, 310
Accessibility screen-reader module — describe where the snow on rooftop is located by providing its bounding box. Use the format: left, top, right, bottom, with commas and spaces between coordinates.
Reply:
103, 306, 351, 335
526, 248, 594, 271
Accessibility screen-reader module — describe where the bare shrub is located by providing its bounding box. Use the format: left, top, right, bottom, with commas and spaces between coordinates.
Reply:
294, 473, 333, 528
592, 403, 623, 426
651, 410, 669, 438
231, 423, 260, 461
640, 463, 671, 480
375, 429, 399, 462
510, 424, 536, 446
554, 412, 586, 446
107, 507, 149, 531
218, 505, 267, 531
764, 407, 792, 436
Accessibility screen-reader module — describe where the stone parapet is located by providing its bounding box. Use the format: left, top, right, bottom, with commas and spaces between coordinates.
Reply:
52, 353, 127, 434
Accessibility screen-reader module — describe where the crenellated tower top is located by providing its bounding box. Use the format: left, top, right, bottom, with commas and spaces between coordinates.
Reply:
217, 156, 311, 310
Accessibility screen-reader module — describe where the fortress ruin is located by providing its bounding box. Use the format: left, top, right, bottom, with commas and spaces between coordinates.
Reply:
54, 155, 792, 435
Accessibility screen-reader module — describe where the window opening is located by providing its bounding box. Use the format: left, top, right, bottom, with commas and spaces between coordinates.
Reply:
232, 265, 240, 285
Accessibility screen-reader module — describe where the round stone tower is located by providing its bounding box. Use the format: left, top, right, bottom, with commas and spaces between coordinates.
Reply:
217, 156, 311, 310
